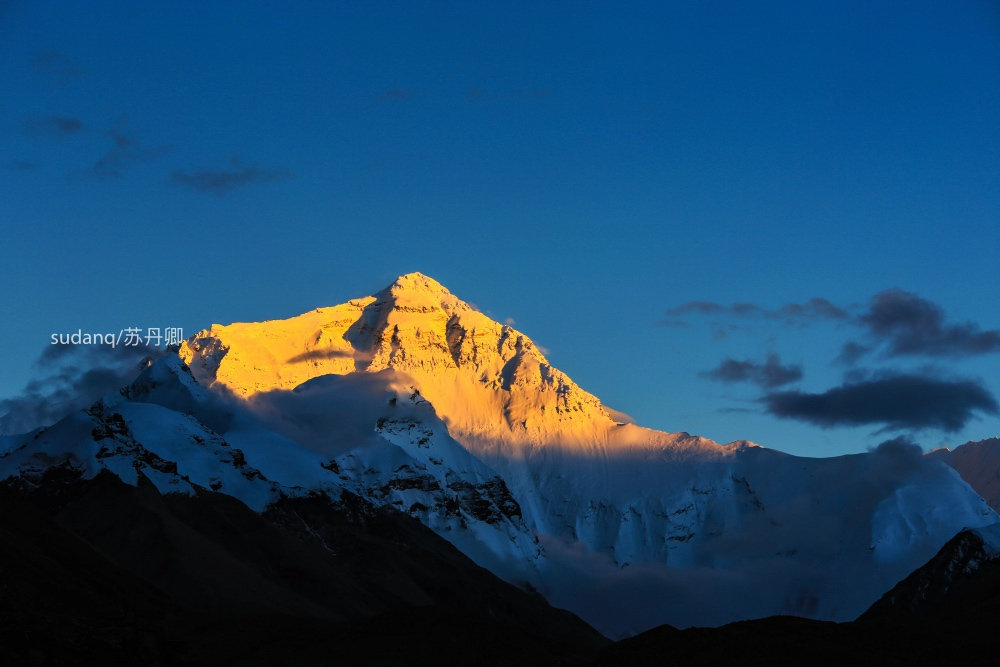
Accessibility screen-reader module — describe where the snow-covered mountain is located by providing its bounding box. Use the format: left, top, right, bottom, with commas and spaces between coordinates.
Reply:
2, 272, 997, 636
927, 438, 1000, 511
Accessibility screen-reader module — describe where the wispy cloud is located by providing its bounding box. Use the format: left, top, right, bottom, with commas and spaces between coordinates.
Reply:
3, 160, 37, 172
32, 49, 84, 84
377, 88, 417, 102
762, 373, 998, 432
24, 115, 84, 137
91, 128, 169, 180
773, 298, 849, 322
663, 297, 848, 327
466, 88, 552, 102
0, 343, 165, 435
665, 300, 756, 317
703, 354, 802, 388
169, 157, 290, 196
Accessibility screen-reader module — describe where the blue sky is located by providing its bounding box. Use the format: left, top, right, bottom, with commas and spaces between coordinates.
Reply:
2, 1, 998, 457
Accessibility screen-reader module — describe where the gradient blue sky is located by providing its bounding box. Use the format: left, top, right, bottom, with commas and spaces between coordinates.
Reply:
2, 1, 998, 457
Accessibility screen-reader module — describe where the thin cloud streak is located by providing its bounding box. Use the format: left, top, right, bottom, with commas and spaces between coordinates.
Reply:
3, 160, 37, 172
24, 115, 84, 137
467, 88, 552, 102
170, 158, 290, 196
91, 128, 168, 180
663, 297, 848, 327
377, 88, 416, 101
32, 49, 84, 84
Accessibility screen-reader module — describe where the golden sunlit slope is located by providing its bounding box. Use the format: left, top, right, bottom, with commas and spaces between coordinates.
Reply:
179, 273, 730, 458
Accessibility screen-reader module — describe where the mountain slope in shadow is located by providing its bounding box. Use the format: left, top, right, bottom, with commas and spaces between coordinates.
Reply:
1, 467, 605, 666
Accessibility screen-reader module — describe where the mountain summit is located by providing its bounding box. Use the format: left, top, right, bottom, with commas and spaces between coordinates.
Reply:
180, 272, 675, 457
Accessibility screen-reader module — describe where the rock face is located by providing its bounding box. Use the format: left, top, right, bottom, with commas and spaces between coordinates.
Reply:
180, 273, 617, 453
3, 272, 998, 637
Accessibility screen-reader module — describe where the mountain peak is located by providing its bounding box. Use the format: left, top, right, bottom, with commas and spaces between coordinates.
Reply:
180, 273, 629, 450
372, 271, 466, 316
389, 272, 450, 294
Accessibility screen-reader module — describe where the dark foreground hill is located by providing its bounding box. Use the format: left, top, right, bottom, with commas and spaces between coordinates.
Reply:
4, 466, 1000, 666
0, 467, 604, 666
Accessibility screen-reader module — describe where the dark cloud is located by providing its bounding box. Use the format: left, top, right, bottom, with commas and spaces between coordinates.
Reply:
91, 128, 168, 179
0, 343, 167, 435
763, 374, 998, 432
24, 115, 84, 137
857, 289, 1000, 358
169, 158, 290, 195
836, 341, 871, 365
286, 349, 363, 363
32, 49, 84, 84
872, 435, 922, 460
703, 354, 802, 388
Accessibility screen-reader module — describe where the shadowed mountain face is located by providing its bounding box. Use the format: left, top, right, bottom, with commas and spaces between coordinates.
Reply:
861, 524, 1000, 621
0, 478, 183, 665
0, 467, 605, 666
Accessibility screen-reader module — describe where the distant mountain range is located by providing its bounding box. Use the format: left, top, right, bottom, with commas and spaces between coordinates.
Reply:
2, 272, 999, 662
